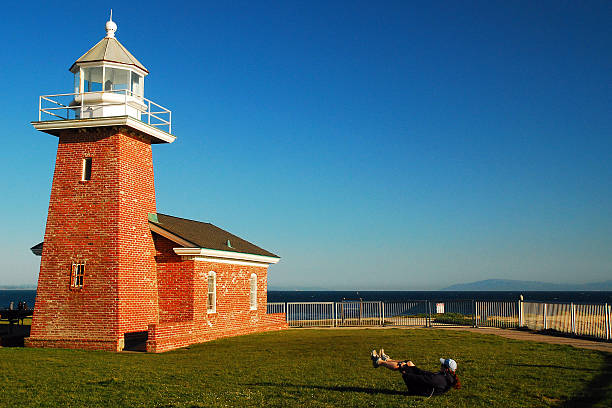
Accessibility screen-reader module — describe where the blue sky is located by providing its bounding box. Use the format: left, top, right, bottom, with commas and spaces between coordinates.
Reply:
0, 1, 610, 289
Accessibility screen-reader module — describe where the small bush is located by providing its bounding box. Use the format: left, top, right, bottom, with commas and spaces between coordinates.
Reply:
432, 313, 475, 326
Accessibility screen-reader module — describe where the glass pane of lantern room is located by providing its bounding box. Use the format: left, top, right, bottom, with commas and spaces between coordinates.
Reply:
74, 71, 80, 94
131, 72, 143, 97
105, 67, 129, 92
82, 67, 102, 92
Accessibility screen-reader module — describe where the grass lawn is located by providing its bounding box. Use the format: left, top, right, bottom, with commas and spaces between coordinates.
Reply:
0, 328, 610, 407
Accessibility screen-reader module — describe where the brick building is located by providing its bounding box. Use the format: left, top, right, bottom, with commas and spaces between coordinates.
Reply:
27, 16, 286, 353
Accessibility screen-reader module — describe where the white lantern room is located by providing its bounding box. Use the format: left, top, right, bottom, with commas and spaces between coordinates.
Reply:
33, 13, 174, 143
69, 14, 148, 120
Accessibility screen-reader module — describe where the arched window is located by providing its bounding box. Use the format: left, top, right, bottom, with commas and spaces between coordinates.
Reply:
250, 273, 257, 310
207, 271, 216, 313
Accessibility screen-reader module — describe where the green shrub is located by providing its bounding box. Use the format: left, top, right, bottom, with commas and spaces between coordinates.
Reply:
432, 313, 475, 326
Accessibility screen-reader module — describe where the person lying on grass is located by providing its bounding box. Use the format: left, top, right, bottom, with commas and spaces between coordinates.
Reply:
370, 349, 461, 397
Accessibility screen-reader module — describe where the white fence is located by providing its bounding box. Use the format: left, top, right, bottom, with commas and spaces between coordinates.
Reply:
286, 302, 335, 327
383, 301, 428, 326
269, 300, 473, 328
336, 301, 383, 327
521, 301, 611, 340
266, 302, 285, 314
266, 299, 612, 341
476, 301, 518, 328
429, 299, 476, 327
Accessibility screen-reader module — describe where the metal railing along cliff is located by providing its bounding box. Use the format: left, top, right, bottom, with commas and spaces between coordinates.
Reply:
267, 299, 611, 341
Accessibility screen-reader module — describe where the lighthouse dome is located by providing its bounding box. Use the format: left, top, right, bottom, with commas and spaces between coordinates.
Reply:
69, 20, 148, 75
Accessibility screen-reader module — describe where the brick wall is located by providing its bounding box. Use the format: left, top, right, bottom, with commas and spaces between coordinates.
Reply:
147, 313, 287, 353
154, 234, 194, 322
27, 127, 158, 351
148, 235, 287, 353
116, 132, 159, 339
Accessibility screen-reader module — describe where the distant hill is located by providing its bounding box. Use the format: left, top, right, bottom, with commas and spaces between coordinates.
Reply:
442, 279, 612, 291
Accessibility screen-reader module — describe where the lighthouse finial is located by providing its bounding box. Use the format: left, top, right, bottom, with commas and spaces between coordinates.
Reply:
105, 10, 117, 38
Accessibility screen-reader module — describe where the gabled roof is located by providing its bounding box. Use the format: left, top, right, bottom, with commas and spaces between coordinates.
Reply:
31, 214, 279, 260
70, 37, 148, 73
149, 213, 279, 259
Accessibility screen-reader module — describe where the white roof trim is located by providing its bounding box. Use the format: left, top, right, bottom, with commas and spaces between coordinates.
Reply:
31, 116, 175, 144
149, 223, 197, 247
174, 247, 280, 265
186, 256, 272, 267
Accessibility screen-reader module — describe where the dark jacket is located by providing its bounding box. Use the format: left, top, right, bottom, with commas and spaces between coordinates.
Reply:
399, 365, 456, 396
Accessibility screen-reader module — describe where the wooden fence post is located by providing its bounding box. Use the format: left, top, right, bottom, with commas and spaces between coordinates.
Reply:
605, 303, 610, 341
571, 302, 576, 335
333, 302, 336, 327
518, 295, 524, 327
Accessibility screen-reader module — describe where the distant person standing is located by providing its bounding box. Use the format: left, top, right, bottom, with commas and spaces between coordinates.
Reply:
370, 349, 461, 397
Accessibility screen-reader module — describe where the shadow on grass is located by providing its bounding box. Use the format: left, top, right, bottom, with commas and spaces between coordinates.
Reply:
560, 352, 612, 407
508, 363, 598, 372
245, 382, 408, 396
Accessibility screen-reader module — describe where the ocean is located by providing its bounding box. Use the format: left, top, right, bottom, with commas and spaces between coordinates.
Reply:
2, 289, 611, 309
267, 290, 612, 303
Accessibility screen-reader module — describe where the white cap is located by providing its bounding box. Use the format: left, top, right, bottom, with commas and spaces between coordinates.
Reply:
440, 358, 457, 372
105, 10, 117, 38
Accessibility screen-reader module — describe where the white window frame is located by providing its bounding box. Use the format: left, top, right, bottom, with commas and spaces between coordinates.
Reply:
207, 271, 216, 313
70, 261, 85, 290
250, 273, 258, 310
82, 157, 92, 181
77, 64, 145, 96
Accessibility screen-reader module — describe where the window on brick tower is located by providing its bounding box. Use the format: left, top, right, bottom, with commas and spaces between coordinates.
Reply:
82, 157, 92, 181
70, 262, 85, 289
250, 273, 257, 310
207, 271, 216, 313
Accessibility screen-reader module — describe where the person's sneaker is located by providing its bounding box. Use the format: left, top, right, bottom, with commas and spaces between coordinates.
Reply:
379, 349, 390, 361
370, 350, 380, 368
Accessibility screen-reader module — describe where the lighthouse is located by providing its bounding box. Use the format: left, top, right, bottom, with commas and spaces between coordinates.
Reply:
28, 14, 174, 351
28, 15, 285, 352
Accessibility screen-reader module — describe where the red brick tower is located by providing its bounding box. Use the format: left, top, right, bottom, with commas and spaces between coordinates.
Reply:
27, 15, 175, 351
